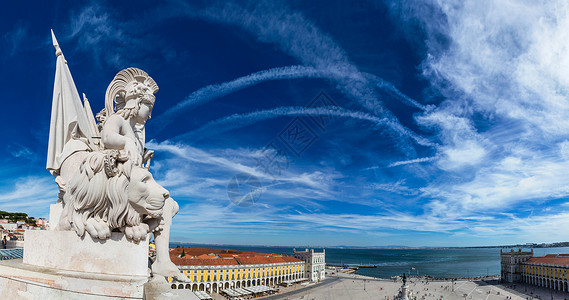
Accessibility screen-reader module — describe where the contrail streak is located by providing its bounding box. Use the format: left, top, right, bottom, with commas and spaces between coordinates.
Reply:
176, 106, 434, 148
368, 74, 433, 112
152, 65, 328, 132
152, 65, 428, 135
170, 2, 433, 156
388, 156, 437, 167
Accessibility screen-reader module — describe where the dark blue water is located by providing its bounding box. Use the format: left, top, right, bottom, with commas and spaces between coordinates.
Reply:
170, 243, 569, 279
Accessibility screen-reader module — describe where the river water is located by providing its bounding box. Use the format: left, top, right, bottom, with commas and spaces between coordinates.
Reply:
170, 243, 569, 279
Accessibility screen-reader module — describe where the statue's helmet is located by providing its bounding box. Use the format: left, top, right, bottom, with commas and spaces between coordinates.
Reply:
104, 68, 159, 116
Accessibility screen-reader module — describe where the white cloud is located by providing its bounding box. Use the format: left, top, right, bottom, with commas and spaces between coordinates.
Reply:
147, 140, 340, 206
65, 4, 126, 67
418, 110, 489, 165
3, 23, 27, 56
385, 0, 569, 231
0, 176, 56, 218
7, 144, 33, 159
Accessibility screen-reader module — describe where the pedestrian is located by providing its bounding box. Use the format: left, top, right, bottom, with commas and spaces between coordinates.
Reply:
1, 236, 6, 249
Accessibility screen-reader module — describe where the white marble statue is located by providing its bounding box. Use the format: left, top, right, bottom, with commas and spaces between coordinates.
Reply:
46, 30, 189, 282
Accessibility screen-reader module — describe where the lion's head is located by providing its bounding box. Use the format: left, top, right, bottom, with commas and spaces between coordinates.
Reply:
62, 151, 166, 238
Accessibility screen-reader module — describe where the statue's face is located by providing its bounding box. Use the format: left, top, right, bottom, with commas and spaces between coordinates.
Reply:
136, 102, 154, 124
127, 82, 155, 124
127, 166, 167, 218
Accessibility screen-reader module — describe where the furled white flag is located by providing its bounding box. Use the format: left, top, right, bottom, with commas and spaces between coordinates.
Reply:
46, 30, 98, 171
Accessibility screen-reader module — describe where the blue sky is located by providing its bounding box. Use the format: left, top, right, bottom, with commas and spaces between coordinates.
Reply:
1, 0, 568, 247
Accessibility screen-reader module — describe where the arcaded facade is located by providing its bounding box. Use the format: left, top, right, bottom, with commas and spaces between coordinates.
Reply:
521, 254, 569, 292
167, 248, 306, 293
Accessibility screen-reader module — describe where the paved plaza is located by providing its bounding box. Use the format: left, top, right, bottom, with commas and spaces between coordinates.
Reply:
236, 272, 569, 300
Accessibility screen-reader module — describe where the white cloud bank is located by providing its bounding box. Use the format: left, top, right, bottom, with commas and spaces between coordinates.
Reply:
397, 0, 569, 227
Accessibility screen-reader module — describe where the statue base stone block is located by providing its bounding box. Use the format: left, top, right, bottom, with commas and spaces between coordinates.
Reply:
0, 258, 148, 299
0, 230, 151, 299
23, 230, 149, 276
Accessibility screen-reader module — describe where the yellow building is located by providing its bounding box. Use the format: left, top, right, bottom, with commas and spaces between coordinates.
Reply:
168, 248, 306, 293
521, 254, 569, 292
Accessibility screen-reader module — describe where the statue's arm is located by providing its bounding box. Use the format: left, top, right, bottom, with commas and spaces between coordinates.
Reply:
101, 115, 128, 149
101, 116, 141, 164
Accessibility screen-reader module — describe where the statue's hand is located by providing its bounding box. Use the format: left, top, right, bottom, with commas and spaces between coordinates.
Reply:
123, 223, 150, 242
143, 149, 154, 164
124, 140, 142, 166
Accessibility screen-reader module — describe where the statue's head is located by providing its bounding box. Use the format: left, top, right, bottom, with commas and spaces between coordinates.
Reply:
127, 165, 168, 219
104, 68, 158, 122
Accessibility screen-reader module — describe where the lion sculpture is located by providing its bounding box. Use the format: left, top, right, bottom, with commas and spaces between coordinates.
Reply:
56, 150, 166, 241
55, 149, 188, 281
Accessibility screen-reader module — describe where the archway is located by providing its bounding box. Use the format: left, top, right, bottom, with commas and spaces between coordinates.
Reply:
236, 281, 240, 288
225, 282, 230, 289
213, 283, 218, 293
192, 284, 198, 291
178, 284, 183, 289
185, 284, 191, 289
171, 284, 177, 289
199, 283, 204, 291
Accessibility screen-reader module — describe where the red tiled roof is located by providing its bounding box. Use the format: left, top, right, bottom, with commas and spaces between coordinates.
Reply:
282, 256, 302, 263
235, 256, 271, 265
235, 255, 302, 265
170, 248, 261, 257
169, 248, 303, 266
218, 253, 237, 258
171, 257, 239, 266
524, 255, 569, 266
267, 256, 286, 263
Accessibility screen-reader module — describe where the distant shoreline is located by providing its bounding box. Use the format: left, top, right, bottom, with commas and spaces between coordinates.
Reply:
170, 241, 569, 250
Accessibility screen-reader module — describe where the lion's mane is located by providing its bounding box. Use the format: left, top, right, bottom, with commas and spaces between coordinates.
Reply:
63, 151, 142, 237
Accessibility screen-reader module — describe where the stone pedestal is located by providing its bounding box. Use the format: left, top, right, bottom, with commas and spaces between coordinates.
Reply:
0, 230, 152, 299
24, 230, 149, 276
0, 258, 148, 299
401, 284, 409, 300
